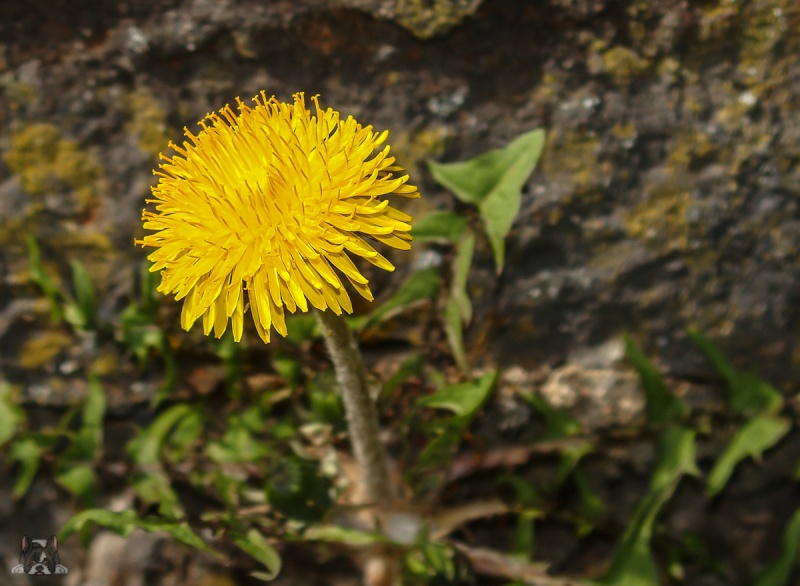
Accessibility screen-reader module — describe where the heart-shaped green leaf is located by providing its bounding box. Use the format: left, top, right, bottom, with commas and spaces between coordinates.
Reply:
411, 211, 468, 243
417, 370, 497, 417
427, 129, 545, 272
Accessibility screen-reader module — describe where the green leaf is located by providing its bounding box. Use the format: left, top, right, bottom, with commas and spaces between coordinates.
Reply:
524, 392, 581, 440
0, 383, 26, 448
405, 542, 467, 583
120, 304, 164, 363
131, 471, 184, 519
120, 261, 163, 363
10, 436, 44, 498
126, 405, 194, 519
232, 529, 282, 580
82, 376, 106, 432
443, 298, 467, 376
443, 231, 475, 374
513, 510, 536, 556
444, 230, 475, 374
55, 464, 96, 501
213, 468, 242, 509
552, 442, 593, 489
414, 421, 470, 477
411, 211, 468, 243
206, 416, 269, 463
139, 259, 159, 313
214, 329, 242, 397
707, 414, 790, 497
427, 130, 546, 207
361, 267, 442, 331
382, 353, 423, 398
573, 467, 607, 524
265, 456, 332, 522
63, 302, 86, 331
285, 314, 320, 345
308, 372, 345, 429
624, 334, 687, 425
689, 330, 782, 415
499, 474, 542, 508
120, 262, 176, 405
303, 524, 389, 546
753, 507, 800, 586
65, 376, 105, 461
154, 336, 178, 407
602, 428, 698, 585
69, 260, 97, 330
55, 406, 81, 435
25, 235, 63, 322
427, 129, 546, 272
60, 508, 141, 539
601, 539, 660, 586
144, 522, 214, 555
128, 404, 194, 465
417, 371, 497, 417
59, 509, 215, 555
271, 349, 303, 388
166, 407, 205, 458
413, 372, 498, 485
651, 427, 701, 491
342, 314, 366, 331
450, 232, 474, 325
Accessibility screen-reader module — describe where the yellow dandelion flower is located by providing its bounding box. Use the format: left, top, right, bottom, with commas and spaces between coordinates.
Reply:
136, 92, 419, 343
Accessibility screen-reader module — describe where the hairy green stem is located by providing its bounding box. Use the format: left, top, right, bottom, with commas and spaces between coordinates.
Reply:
314, 308, 391, 506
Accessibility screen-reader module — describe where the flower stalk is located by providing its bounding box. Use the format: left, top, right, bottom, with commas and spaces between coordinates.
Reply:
315, 308, 391, 505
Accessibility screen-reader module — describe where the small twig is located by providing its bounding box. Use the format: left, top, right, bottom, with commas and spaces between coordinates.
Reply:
446, 437, 596, 482
429, 499, 511, 540
236, 504, 272, 516
449, 541, 595, 586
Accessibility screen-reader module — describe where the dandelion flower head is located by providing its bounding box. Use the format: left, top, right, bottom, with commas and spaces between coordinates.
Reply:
137, 92, 419, 343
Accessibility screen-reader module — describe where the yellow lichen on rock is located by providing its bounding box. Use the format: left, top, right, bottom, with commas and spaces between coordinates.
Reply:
333, 0, 482, 39
4, 123, 104, 210
124, 89, 172, 159
540, 129, 602, 193
587, 39, 651, 85
667, 131, 719, 172
601, 46, 651, 84
0, 76, 37, 112
19, 330, 73, 370
623, 187, 691, 251
395, 0, 482, 39
390, 126, 449, 171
